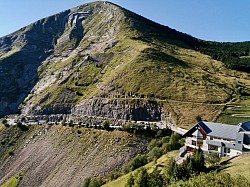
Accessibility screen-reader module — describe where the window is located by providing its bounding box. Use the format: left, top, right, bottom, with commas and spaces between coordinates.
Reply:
208, 144, 218, 151
238, 140, 242, 144
192, 140, 196, 146
224, 147, 230, 154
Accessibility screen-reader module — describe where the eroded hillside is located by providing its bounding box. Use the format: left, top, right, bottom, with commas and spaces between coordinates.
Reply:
0, 125, 147, 187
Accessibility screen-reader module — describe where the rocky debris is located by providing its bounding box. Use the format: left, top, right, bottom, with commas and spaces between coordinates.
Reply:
0, 125, 148, 187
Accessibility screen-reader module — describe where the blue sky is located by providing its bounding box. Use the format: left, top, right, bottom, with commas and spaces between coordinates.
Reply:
0, 0, 250, 42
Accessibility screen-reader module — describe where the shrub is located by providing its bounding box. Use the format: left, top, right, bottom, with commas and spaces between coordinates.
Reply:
125, 154, 148, 173
102, 120, 110, 131
88, 178, 102, 187
147, 139, 160, 152
4, 123, 10, 127
82, 177, 91, 187
125, 174, 134, 187
134, 167, 149, 187
148, 169, 164, 187
2, 119, 7, 125
16, 122, 29, 131
205, 152, 221, 167
8, 150, 14, 156
147, 147, 163, 161
108, 171, 122, 181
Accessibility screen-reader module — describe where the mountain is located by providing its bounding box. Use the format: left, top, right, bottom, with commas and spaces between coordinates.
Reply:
1, 1, 250, 127
2, 1, 250, 186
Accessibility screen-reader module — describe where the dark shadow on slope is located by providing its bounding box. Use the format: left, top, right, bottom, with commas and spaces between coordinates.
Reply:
141, 48, 190, 68
0, 10, 71, 117
122, 8, 199, 49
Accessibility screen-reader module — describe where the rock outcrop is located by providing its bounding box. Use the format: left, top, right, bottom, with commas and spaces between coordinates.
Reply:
72, 98, 164, 121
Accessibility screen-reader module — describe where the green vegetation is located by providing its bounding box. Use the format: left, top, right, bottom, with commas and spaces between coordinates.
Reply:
165, 148, 206, 183
102, 151, 179, 187
1, 119, 9, 128
216, 96, 250, 124
1, 171, 25, 187
0, 125, 31, 162
84, 177, 103, 187
102, 120, 110, 131
169, 172, 250, 187
125, 167, 164, 187
205, 152, 221, 167
119, 148, 207, 187
104, 147, 250, 187
196, 41, 250, 72
225, 154, 250, 179
100, 132, 182, 187
123, 133, 182, 174
0, 124, 149, 187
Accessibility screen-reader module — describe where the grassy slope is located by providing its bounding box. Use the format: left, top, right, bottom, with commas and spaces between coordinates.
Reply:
216, 96, 250, 125
102, 151, 250, 187
225, 154, 250, 179
102, 150, 179, 187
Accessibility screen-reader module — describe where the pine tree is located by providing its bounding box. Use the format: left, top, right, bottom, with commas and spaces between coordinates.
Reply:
134, 167, 149, 187
148, 169, 164, 187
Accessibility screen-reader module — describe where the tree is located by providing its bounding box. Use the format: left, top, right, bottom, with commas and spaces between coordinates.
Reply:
88, 178, 102, 187
2, 119, 9, 127
134, 167, 149, 187
16, 122, 29, 131
206, 152, 221, 167
69, 120, 74, 127
147, 147, 163, 162
125, 174, 135, 187
195, 115, 202, 122
61, 119, 66, 126
165, 157, 177, 181
82, 177, 91, 187
2, 119, 7, 125
102, 120, 110, 131
147, 139, 160, 152
148, 169, 164, 187
193, 147, 206, 173
169, 133, 181, 150
109, 171, 122, 181
125, 154, 148, 173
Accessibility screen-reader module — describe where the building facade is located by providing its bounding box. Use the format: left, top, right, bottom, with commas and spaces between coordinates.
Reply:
182, 121, 250, 157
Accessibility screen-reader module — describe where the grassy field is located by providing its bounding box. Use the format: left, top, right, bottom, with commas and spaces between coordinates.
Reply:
224, 154, 250, 179
102, 150, 179, 187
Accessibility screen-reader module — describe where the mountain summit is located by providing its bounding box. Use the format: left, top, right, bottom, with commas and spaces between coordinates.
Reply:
1, 1, 250, 126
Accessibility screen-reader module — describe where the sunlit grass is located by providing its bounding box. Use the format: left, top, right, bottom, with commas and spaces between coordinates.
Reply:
1, 171, 25, 187
102, 150, 179, 187
225, 154, 250, 180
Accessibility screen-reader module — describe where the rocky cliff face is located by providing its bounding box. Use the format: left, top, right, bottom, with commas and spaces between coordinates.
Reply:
0, 10, 70, 116
72, 98, 164, 121
0, 2, 123, 117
